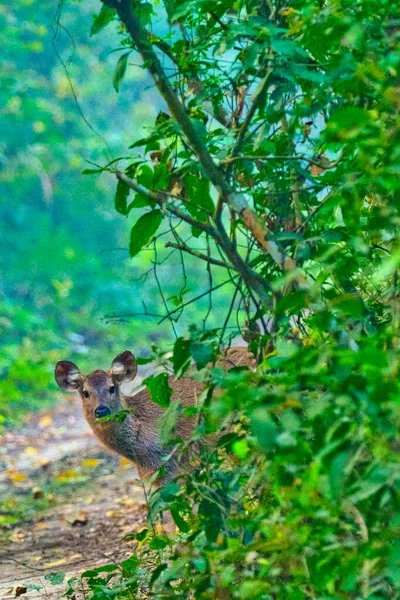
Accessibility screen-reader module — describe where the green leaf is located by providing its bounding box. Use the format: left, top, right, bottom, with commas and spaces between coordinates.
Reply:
135, 528, 149, 541
173, 337, 191, 376
271, 39, 308, 59
129, 209, 163, 257
183, 174, 214, 221
145, 372, 172, 407
81, 168, 103, 175
251, 407, 278, 453
233, 438, 249, 459
327, 106, 370, 140
27, 585, 42, 592
159, 399, 182, 445
190, 342, 213, 369
113, 52, 130, 92
82, 564, 118, 577
170, 506, 190, 532
90, 4, 115, 36
198, 499, 223, 542
45, 572, 65, 585
348, 480, 385, 504
135, 356, 154, 365
119, 555, 140, 574
115, 179, 130, 215
133, 1, 153, 27
150, 536, 170, 550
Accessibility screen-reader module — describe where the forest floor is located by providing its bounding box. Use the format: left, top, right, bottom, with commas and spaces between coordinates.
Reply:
0, 397, 148, 600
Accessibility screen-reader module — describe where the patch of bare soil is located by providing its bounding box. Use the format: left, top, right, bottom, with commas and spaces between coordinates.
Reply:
0, 398, 147, 599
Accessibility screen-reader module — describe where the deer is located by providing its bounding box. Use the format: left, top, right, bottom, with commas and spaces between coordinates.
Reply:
54, 347, 255, 485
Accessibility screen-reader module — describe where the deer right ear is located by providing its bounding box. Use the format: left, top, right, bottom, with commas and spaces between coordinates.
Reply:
55, 361, 82, 392
110, 350, 137, 383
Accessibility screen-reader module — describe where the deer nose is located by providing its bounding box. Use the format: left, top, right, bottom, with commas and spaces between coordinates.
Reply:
94, 405, 111, 419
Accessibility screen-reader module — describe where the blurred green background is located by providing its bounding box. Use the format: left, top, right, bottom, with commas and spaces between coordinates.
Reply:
0, 0, 228, 426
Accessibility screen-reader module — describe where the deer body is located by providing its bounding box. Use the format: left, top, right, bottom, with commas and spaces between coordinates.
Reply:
87, 384, 197, 480
55, 348, 253, 482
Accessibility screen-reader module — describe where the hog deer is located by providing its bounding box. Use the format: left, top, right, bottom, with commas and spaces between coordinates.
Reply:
55, 347, 255, 483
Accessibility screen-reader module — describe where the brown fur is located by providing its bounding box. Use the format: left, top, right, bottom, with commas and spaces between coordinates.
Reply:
55, 347, 255, 483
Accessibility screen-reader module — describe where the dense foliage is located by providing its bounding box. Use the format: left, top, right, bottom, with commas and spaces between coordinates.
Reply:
5, 0, 400, 597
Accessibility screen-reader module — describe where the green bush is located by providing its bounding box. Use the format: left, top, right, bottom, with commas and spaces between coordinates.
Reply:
64, 326, 399, 599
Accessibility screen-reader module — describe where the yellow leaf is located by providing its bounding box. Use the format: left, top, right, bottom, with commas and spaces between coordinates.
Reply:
119, 457, 131, 467
279, 7, 295, 16
35, 458, 50, 468
33, 120, 45, 132
56, 469, 79, 482
311, 163, 325, 176
11, 473, 27, 483
69, 553, 83, 561
82, 459, 100, 468
44, 558, 67, 568
24, 446, 38, 456
39, 415, 53, 428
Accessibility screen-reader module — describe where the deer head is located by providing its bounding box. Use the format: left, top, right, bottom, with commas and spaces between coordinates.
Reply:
55, 350, 137, 420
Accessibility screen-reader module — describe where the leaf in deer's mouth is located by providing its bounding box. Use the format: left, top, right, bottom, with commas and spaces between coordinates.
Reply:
95, 409, 132, 424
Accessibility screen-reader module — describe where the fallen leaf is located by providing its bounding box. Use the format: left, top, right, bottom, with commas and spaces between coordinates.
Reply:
106, 510, 119, 518
15, 586, 27, 597
10, 530, 25, 543
11, 473, 27, 483
119, 457, 131, 467
56, 469, 79, 482
39, 415, 53, 428
116, 496, 136, 507
68, 510, 88, 527
69, 553, 83, 561
24, 446, 38, 456
82, 458, 100, 468
44, 558, 67, 568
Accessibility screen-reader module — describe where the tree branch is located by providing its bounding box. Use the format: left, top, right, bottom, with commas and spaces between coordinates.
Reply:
158, 277, 238, 324
165, 241, 236, 270
150, 34, 229, 128
116, 171, 274, 306
116, 171, 214, 235
106, 0, 303, 281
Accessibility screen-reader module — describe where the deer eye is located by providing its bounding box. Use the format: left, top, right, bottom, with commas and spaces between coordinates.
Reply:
109, 385, 116, 394
83, 390, 89, 398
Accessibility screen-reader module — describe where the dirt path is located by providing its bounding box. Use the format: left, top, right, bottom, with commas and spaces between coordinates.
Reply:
0, 398, 147, 599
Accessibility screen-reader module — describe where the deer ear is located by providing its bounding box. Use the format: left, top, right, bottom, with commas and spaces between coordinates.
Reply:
55, 361, 82, 392
110, 350, 137, 383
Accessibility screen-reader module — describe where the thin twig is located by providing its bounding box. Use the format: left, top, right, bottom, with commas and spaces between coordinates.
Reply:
158, 277, 238, 324
152, 241, 178, 336
165, 242, 235, 270
226, 69, 272, 179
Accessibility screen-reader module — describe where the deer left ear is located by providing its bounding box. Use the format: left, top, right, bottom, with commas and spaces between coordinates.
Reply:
110, 350, 137, 383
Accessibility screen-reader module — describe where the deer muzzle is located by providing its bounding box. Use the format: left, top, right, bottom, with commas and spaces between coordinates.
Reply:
94, 405, 111, 419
